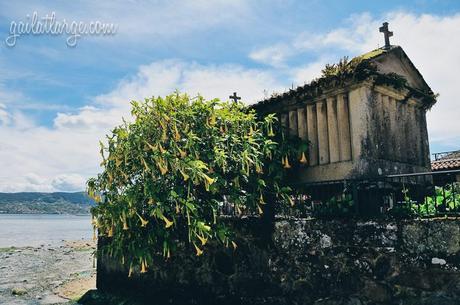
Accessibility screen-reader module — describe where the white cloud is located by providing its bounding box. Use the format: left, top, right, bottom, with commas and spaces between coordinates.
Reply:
0, 0, 251, 46
1, 10, 460, 192
0, 103, 10, 125
51, 174, 87, 192
250, 11, 460, 148
249, 44, 294, 68
0, 60, 282, 192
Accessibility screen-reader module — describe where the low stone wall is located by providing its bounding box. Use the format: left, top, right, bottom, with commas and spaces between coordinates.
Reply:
97, 218, 460, 305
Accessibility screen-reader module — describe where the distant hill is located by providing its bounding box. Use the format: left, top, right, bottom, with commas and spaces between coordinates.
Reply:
0, 192, 95, 215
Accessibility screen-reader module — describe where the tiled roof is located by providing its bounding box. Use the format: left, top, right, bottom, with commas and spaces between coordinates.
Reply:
431, 152, 460, 171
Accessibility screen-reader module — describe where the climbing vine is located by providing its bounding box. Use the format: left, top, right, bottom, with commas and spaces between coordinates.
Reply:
88, 92, 307, 276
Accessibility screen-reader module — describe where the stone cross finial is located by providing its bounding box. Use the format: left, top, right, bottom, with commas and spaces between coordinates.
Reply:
379, 22, 393, 49
229, 92, 241, 103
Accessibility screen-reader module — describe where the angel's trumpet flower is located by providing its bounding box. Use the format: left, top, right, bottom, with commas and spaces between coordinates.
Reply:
194, 243, 203, 256
283, 156, 291, 169
162, 215, 174, 229
259, 193, 265, 205
137, 213, 149, 227
257, 205, 264, 215
299, 152, 308, 164
197, 234, 208, 246
140, 260, 147, 273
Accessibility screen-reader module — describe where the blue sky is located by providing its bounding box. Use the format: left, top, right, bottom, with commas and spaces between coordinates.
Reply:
0, 0, 459, 191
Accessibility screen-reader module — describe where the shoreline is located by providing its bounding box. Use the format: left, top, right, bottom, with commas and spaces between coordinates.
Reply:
0, 213, 91, 216
0, 239, 96, 305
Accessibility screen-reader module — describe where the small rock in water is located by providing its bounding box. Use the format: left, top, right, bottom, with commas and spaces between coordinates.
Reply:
431, 257, 446, 265
12, 287, 27, 296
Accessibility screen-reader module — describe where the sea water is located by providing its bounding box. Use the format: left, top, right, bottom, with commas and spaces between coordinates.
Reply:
0, 214, 92, 248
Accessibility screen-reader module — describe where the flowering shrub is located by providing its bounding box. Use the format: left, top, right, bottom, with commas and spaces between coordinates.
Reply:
88, 92, 307, 276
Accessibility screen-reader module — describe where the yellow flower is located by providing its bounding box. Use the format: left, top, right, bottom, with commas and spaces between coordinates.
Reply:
145, 141, 157, 151
122, 215, 129, 230
158, 161, 168, 175
178, 148, 187, 158
259, 193, 265, 205
128, 264, 133, 277
197, 234, 208, 246
107, 226, 114, 237
258, 205, 264, 214
203, 174, 215, 191
236, 205, 242, 215
179, 168, 189, 181
141, 158, 150, 171
140, 260, 147, 273
194, 243, 203, 256
203, 174, 215, 185
299, 152, 308, 164
283, 156, 291, 169
137, 213, 149, 227
208, 115, 216, 126
163, 215, 174, 228
174, 126, 181, 141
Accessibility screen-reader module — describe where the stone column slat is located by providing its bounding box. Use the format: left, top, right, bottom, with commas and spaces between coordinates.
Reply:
337, 93, 352, 161
297, 107, 307, 140
288, 109, 298, 137
326, 97, 340, 163
306, 104, 319, 166
316, 100, 330, 165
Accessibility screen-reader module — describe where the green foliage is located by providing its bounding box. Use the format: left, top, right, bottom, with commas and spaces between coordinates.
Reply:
321, 57, 354, 78
386, 184, 460, 218
88, 92, 306, 275
311, 194, 355, 219
410, 185, 460, 217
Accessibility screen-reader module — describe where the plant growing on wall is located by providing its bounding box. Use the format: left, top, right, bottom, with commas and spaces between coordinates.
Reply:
88, 92, 307, 276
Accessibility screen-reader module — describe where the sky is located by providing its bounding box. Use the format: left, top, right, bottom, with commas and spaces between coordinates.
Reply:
0, 0, 459, 192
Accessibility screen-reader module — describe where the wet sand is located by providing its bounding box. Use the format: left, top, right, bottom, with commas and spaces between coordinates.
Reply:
0, 240, 96, 305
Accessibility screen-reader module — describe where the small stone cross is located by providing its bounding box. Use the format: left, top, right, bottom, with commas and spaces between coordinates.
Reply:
379, 22, 393, 49
229, 92, 241, 103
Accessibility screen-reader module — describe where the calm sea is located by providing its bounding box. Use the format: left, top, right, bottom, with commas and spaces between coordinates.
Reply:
0, 214, 92, 248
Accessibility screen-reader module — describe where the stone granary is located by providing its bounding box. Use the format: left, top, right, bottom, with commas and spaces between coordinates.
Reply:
252, 33, 437, 185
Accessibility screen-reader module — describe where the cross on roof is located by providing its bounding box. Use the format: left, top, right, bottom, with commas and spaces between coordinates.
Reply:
229, 92, 241, 103
379, 22, 393, 49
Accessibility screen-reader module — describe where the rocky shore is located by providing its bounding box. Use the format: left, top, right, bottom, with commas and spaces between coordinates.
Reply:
0, 240, 96, 305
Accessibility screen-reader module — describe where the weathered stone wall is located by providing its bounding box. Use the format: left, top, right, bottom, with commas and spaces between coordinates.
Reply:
97, 218, 460, 305
269, 81, 431, 184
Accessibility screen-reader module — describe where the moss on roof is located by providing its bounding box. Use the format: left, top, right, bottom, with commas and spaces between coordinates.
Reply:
252, 46, 436, 111
354, 48, 386, 61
